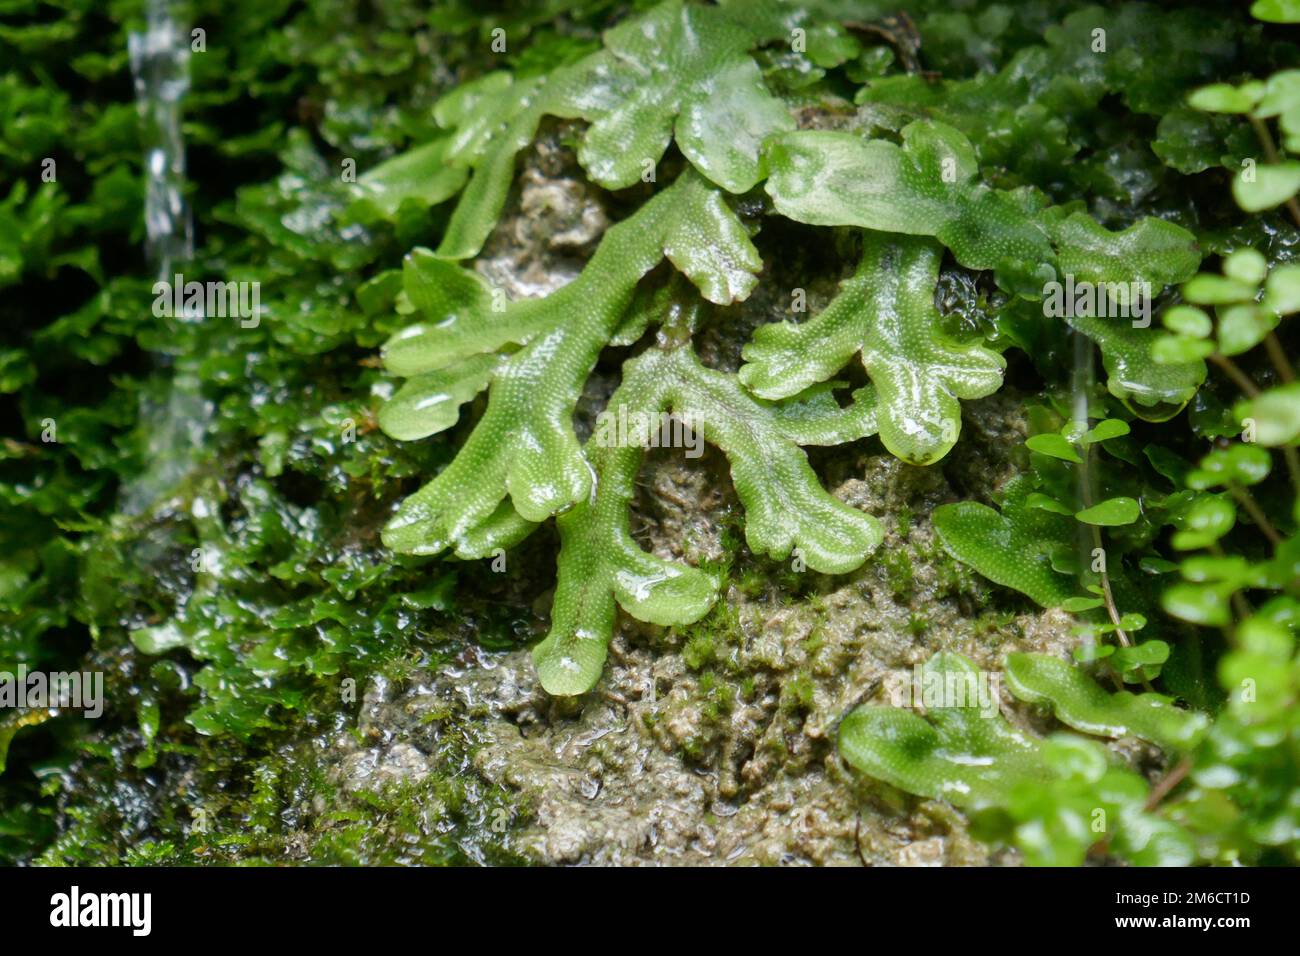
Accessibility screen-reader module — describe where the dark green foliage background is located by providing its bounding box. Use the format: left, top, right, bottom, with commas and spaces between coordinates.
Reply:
1, 0, 1296, 863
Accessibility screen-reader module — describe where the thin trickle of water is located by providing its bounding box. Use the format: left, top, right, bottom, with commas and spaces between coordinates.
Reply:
123, 0, 210, 515
1070, 331, 1094, 448
129, 0, 193, 280
1071, 330, 1098, 657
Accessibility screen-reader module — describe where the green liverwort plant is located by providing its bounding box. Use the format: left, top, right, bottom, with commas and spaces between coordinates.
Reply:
839, 653, 1196, 865
373, 2, 1207, 695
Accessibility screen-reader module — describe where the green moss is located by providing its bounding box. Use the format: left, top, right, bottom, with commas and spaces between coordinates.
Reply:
780, 671, 815, 715
739, 675, 758, 703
882, 548, 917, 602
697, 670, 733, 722
682, 631, 714, 671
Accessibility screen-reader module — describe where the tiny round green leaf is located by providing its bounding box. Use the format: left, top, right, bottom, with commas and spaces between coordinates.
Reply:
1076, 497, 1141, 526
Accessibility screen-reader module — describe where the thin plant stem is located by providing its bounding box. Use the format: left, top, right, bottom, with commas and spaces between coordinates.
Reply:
1250, 116, 1300, 229
1237, 122, 1300, 494
1228, 485, 1283, 545
1071, 334, 1158, 692
1209, 543, 1251, 639
1283, 446, 1300, 498
1209, 353, 1261, 397
1144, 756, 1194, 812
1264, 332, 1296, 383
1212, 353, 1300, 496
